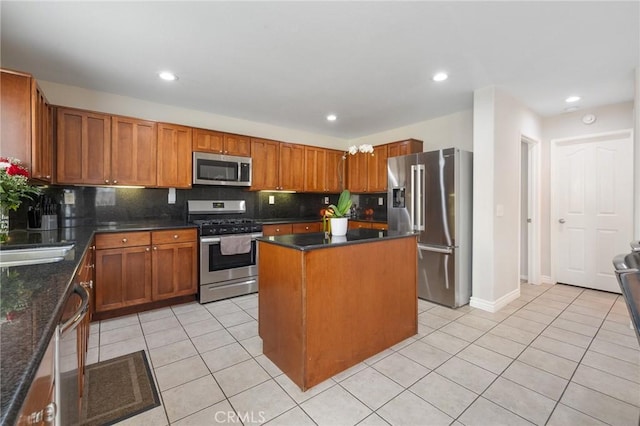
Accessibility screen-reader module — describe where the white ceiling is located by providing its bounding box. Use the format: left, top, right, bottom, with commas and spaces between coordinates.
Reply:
1, 1, 638, 139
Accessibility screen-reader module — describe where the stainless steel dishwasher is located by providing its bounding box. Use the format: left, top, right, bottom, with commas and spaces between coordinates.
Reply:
55, 283, 90, 426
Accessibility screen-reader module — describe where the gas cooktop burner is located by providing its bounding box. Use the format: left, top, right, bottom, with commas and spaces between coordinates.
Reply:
187, 200, 263, 236
192, 218, 255, 226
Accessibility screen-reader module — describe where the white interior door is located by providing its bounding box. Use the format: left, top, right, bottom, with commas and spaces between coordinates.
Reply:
554, 132, 633, 293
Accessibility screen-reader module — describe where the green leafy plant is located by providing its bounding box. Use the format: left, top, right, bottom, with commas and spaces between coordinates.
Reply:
0, 157, 40, 211
326, 189, 352, 218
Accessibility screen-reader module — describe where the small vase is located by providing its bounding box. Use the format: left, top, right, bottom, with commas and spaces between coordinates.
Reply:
330, 217, 348, 236
0, 206, 9, 244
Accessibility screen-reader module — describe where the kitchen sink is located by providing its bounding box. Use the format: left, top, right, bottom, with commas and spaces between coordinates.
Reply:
0, 244, 75, 267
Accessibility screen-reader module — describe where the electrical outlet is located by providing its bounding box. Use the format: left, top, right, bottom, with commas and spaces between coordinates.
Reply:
269, 195, 275, 205
378, 197, 384, 206
63, 191, 75, 205
168, 188, 176, 204
324, 196, 329, 204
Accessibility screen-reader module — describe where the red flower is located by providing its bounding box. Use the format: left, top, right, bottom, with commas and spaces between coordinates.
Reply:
6, 164, 29, 178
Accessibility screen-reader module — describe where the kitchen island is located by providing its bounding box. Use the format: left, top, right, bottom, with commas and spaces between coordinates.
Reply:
257, 228, 417, 391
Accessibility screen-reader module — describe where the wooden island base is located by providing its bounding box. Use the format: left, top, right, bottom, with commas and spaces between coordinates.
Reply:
258, 234, 417, 391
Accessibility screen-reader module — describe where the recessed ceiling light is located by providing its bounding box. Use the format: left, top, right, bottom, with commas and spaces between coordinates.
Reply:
564, 106, 579, 112
565, 95, 580, 103
159, 71, 178, 81
326, 114, 337, 122
432, 72, 448, 82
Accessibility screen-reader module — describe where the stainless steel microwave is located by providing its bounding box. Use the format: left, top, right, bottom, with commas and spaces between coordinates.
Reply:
193, 152, 252, 186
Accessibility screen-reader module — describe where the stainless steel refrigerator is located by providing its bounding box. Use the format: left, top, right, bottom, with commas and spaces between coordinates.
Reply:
387, 148, 472, 308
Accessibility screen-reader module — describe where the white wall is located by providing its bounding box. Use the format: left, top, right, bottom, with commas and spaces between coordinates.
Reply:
39, 80, 347, 150
349, 110, 473, 151
471, 86, 542, 311
540, 101, 635, 277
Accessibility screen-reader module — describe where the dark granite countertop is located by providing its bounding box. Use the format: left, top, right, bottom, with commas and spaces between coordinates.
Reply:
257, 228, 415, 251
258, 216, 387, 225
0, 220, 195, 426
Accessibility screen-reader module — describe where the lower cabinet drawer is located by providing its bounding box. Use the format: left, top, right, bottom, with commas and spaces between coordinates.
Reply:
292, 222, 321, 233
152, 228, 197, 245
95, 232, 150, 249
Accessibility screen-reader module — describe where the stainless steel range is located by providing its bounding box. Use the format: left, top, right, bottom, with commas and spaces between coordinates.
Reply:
188, 200, 262, 304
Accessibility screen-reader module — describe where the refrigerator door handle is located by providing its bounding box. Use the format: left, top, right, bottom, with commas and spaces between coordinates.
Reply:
410, 164, 417, 231
417, 244, 454, 254
417, 164, 425, 231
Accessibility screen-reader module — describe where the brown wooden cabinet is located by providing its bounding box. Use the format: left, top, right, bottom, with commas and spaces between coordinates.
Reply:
111, 116, 157, 186
262, 223, 293, 236
346, 152, 368, 193
279, 142, 305, 191
250, 138, 280, 190
387, 138, 423, 158
367, 144, 388, 192
94, 229, 197, 313
304, 147, 344, 193
193, 129, 251, 157
1, 69, 53, 182
157, 123, 192, 188
56, 107, 111, 185
348, 221, 388, 230
292, 222, 321, 233
151, 229, 197, 300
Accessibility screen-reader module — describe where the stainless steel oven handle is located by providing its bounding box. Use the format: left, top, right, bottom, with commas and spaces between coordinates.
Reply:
200, 233, 263, 244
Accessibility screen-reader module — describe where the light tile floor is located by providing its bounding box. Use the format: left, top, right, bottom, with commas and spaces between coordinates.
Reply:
86, 283, 640, 425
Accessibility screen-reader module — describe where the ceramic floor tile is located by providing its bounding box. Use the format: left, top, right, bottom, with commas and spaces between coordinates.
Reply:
502, 316, 547, 335
581, 350, 640, 383
551, 318, 599, 337
420, 330, 470, 355
175, 308, 213, 326
204, 300, 243, 315
466, 308, 511, 323
155, 354, 209, 391
600, 318, 637, 337
558, 310, 604, 327
216, 310, 254, 327
546, 403, 607, 426
266, 406, 316, 426
458, 397, 534, 426
399, 340, 452, 369
341, 367, 404, 410
377, 390, 453, 426
457, 344, 513, 374
145, 326, 189, 349
275, 373, 336, 404
172, 399, 241, 425
162, 375, 226, 423
99, 314, 140, 332
429, 305, 467, 321
571, 364, 640, 406
371, 352, 430, 388
244, 306, 259, 320
181, 317, 224, 338
587, 338, 640, 364
229, 379, 296, 424
99, 336, 147, 361
390, 335, 417, 351
233, 297, 258, 310
254, 354, 283, 377
520, 303, 563, 318
474, 333, 526, 358
418, 311, 452, 329
530, 335, 586, 362
191, 329, 235, 353
435, 356, 497, 394
501, 360, 568, 401
301, 384, 372, 426
115, 404, 169, 426
138, 306, 175, 323
483, 377, 556, 425
596, 328, 640, 350
200, 342, 252, 372
213, 358, 270, 397
440, 321, 485, 342
561, 382, 640, 425
357, 413, 392, 426
363, 348, 394, 366
605, 311, 634, 325
140, 315, 181, 335
148, 339, 198, 368
489, 324, 539, 345
541, 325, 593, 349
171, 301, 204, 315
512, 308, 557, 325
100, 323, 143, 345
331, 362, 368, 382
238, 335, 263, 357
226, 320, 258, 341
455, 314, 498, 332
565, 303, 608, 319
517, 347, 578, 380
409, 372, 477, 418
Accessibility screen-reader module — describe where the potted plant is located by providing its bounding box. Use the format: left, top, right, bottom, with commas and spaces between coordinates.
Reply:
323, 189, 352, 236
0, 157, 40, 243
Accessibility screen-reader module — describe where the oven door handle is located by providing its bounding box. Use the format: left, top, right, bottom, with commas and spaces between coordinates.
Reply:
200, 233, 263, 244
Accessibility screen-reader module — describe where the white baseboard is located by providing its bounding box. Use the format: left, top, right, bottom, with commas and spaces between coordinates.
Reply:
520, 274, 528, 281
470, 287, 521, 313
541, 275, 553, 284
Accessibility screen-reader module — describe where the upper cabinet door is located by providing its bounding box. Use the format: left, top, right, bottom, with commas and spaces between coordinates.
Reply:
56, 108, 111, 185
367, 144, 388, 192
157, 123, 192, 188
31, 83, 53, 182
346, 153, 368, 193
279, 143, 305, 191
224, 134, 251, 156
0, 70, 31, 166
250, 138, 280, 190
304, 146, 326, 192
193, 128, 224, 153
325, 149, 345, 193
387, 139, 423, 157
111, 116, 157, 186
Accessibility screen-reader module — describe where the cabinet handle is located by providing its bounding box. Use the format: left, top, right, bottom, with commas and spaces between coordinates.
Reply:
113, 180, 118, 184
84, 264, 94, 269
105, 180, 110, 184
173, 234, 179, 239
80, 280, 93, 289
153, 246, 158, 250
45, 175, 51, 179
276, 228, 280, 232
91, 245, 96, 251
305, 226, 310, 230
122, 238, 128, 243
145, 247, 150, 252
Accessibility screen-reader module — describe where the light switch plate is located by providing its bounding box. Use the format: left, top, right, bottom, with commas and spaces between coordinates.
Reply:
269, 195, 275, 205
324, 196, 329, 204
63, 191, 75, 205
168, 188, 176, 204
378, 197, 384, 206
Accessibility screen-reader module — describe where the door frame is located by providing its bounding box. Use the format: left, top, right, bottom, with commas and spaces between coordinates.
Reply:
550, 128, 634, 284
520, 136, 541, 285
